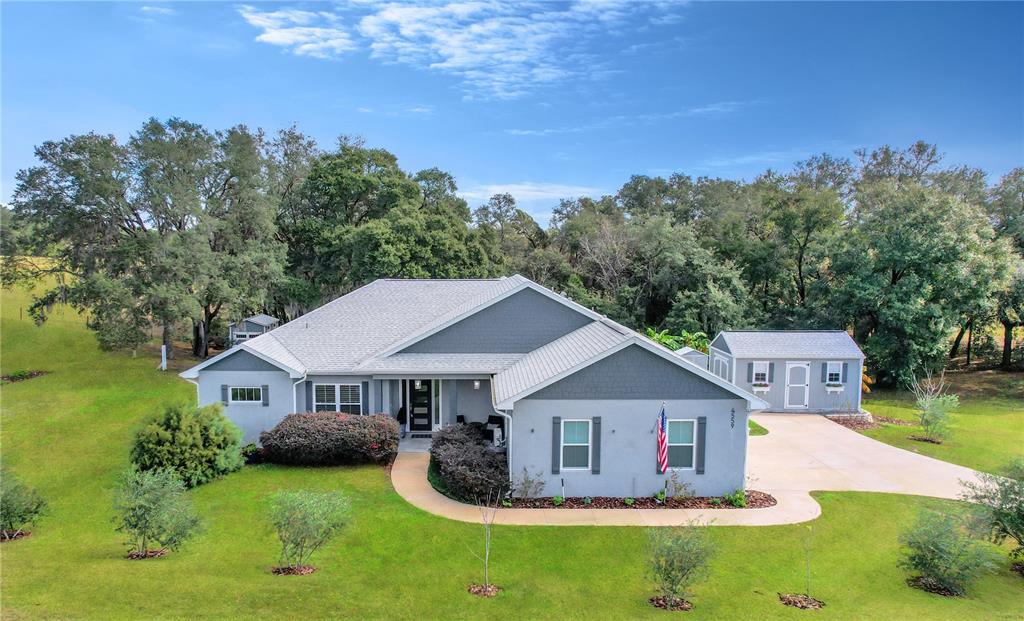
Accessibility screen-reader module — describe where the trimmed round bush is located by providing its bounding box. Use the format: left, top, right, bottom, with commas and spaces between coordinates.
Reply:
259, 413, 399, 466
130, 403, 244, 488
430, 424, 508, 502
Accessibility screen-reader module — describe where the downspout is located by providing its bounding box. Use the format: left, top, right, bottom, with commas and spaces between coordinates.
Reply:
292, 375, 307, 414
490, 378, 514, 491
183, 378, 200, 405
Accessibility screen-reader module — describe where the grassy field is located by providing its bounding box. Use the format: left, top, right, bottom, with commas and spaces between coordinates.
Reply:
748, 418, 768, 436
2, 285, 1022, 620
862, 372, 1023, 475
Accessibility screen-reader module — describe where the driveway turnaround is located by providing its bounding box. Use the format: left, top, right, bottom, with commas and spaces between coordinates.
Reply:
390, 413, 984, 527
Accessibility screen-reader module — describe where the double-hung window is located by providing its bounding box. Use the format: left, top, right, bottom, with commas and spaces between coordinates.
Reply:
561, 420, 591, 470
229, 386, 262, 403
314, 383, 362, 414
752, 361, 769, 384
826, 361, 842, 384
667, 420, 696, 469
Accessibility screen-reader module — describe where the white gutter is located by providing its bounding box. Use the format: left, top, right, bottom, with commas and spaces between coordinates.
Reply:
183, 378, 200, 405
490, 378, 514, 491
292, 375, 307, 414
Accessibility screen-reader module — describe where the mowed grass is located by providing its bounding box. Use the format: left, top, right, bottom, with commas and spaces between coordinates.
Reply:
1, 285, 1022, 620
748, 418, 769, 436
862, 372, 1023, 475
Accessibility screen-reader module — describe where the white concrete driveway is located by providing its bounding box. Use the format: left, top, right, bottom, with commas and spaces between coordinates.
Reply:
748, 413, 984, 501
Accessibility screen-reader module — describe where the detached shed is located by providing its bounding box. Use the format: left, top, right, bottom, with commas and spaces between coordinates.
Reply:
709, 331, 864, 413
228, 314, 280, 344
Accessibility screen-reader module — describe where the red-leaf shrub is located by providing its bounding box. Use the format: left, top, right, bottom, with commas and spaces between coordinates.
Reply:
430, 424, 508, 502
260, 413, 399, 466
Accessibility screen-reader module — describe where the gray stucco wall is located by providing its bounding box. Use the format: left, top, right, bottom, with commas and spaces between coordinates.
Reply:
453, 379, 493, 423
510, 398, 749, 498
196, 369, 299, 444
400, 288, 591, 354
732, 357, 862, 412
529, 345, 735, 401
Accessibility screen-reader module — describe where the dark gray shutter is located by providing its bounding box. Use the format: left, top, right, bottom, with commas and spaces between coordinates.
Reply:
591, 417, 601, 474
220, 385, 229, 405
768, 363, 775, 383
362, 382, 370, 414
696, 416, 707, 475
841, 362, 849, 382
551, 417, 561, 475
304, 381, 313, 412
820, 363, 827, 382
261, 385, 270, 407
746, 362, 753, 383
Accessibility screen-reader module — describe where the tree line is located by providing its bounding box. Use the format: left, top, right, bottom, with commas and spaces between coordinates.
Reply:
3, 118, 1021, 385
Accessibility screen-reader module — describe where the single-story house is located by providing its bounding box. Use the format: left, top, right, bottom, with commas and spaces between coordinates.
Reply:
708, 331, 864, 414
181, 275, 768, 498
228, 314, 280, 344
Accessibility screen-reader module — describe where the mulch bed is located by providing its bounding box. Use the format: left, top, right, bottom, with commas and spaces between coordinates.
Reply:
0, 531, 31, 542
467, 583, 502, 597
272, 565, 316, 576
779, 593, 825, 609
508, 491, 776, 510
908, 435, 943, 444
1, 370, 49, 384
830, 417, 877, 431
649, 596, 693, 611
875, 415, 914, 427
906, 576, 959, 597
126, 549, 167, 560
1012, 563, 1024, 578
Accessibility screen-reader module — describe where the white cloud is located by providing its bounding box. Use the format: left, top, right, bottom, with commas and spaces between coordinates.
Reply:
504, 101, 750, 136
237, 1, 688, 99
237, 5, 355, 59
461, 181, 603, 202
140, 5, 175, 15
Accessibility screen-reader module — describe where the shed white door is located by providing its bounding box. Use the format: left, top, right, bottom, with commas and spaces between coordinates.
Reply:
785, 362, 810, 409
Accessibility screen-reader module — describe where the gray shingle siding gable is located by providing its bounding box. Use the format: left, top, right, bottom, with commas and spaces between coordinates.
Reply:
204, 350, 283, 372
525, 344, 735, 401
400, 288, 592, 354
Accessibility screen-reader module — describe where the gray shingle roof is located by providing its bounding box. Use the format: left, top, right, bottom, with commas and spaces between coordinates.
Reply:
492, 320, 632, 404
242, 276, 527, 373
356, 353, 524, 374
713, 331, 863, 359
245, 313, 280, 326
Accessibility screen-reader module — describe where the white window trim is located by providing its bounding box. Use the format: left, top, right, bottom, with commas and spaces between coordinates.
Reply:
313, 383, 362, 414
560, 419, 592, 471
826, 361, 843, 384
229, 386, 263, 404
667, 418, 697, 470
752, 360, 770, 385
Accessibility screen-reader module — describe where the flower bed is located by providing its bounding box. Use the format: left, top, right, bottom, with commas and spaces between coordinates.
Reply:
508, 490, 776, 509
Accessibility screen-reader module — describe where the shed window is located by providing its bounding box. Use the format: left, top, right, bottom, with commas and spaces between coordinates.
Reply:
314, 383, 362, 414
229, 386, 262, 403
667, 420, 696, 469
826, 362, 842, 384
752, 361, 769, 384
561, 420, 591, 470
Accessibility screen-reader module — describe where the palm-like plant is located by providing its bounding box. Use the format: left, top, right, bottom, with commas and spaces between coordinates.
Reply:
645, 327, 682, 351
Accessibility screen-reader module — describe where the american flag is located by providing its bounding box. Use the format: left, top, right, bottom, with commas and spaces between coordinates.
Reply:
657, 405, 669, 474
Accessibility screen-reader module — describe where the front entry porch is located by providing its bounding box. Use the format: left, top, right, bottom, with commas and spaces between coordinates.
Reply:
378, 377, 497, 437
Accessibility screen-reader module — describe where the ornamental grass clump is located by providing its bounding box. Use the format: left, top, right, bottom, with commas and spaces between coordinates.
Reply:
0, 468, 47, 540
898, 510, 997, 596
647, 524, 715, 611
131, 403, 243, 487
113, 468, 202, 559
268, 490, 350, 575
909, 371, 958, 443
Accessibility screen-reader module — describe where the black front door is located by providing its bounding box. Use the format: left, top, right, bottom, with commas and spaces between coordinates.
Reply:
409, 380, 432, 431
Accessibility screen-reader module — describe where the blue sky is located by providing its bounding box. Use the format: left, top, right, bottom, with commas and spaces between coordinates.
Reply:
3, 1, 1022, 223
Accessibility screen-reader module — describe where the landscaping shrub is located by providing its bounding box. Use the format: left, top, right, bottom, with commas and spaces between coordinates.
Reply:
259, 413, 398, 466
899, 510, 997, 596
961, 456, 1024, 560
647, 524, 715, 609
269, 490, 350, 571
130, 403, 243, 488
0, 468, 47, 539
113, 468, 202, 557
430, 425, 508, 502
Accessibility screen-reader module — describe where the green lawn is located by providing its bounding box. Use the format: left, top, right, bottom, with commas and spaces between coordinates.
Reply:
2, 286, 1022, 620
748, 418, 768, 436
862, 373, 1024, 475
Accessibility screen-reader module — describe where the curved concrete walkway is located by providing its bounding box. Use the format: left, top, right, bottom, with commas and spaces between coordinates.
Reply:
390, 413, 984, 527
